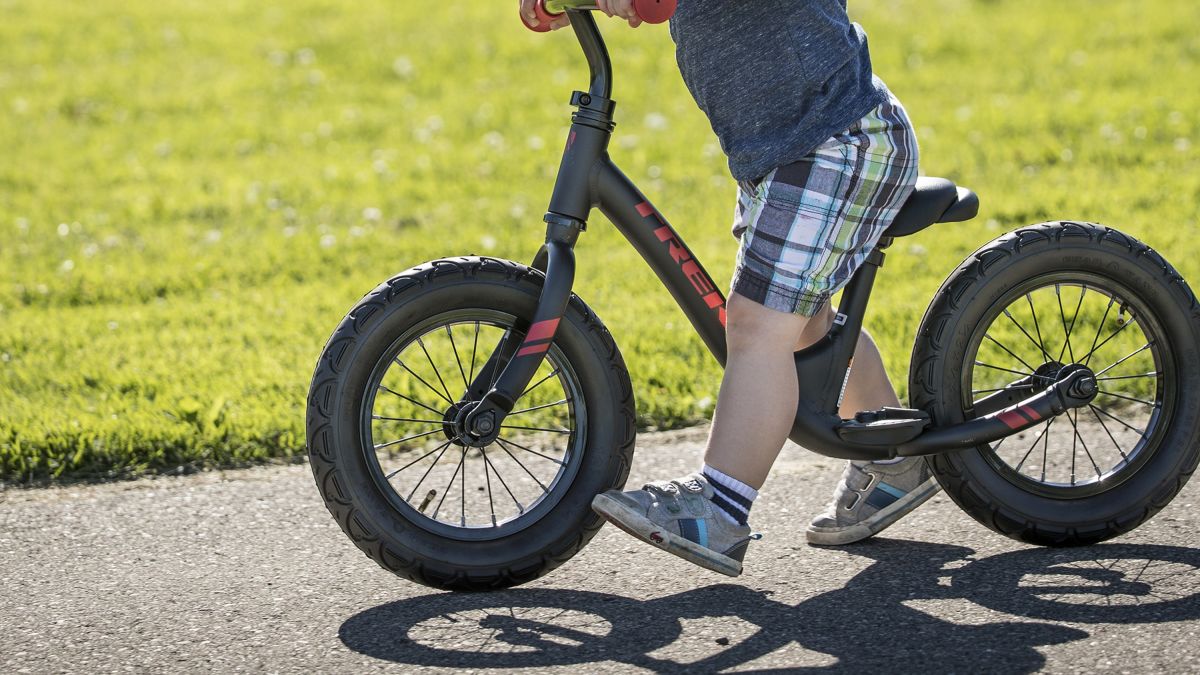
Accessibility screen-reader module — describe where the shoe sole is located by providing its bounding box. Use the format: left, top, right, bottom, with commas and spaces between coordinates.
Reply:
806, 476, 941, 546
591, 492, 742, 577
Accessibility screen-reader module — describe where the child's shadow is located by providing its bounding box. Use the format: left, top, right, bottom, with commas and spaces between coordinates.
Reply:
619, 539, 1086, 672
339, 539, 1200, 671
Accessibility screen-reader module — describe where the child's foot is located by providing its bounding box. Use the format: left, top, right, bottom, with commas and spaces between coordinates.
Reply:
592, 473, 756, 577
806, 457, 940, 546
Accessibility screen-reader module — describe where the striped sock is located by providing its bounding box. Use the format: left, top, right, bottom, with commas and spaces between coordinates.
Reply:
702, 464, 758, 526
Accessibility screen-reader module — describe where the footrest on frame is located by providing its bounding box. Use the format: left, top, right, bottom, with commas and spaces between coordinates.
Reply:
835, 407, 931, 446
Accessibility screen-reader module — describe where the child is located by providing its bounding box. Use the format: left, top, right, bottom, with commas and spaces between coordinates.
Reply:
521, 0, 939, 576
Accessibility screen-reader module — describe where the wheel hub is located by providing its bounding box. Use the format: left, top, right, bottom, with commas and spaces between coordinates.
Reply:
1033, 361, 1065, 386
445, 401, 502, 448
441, 401, 469, 446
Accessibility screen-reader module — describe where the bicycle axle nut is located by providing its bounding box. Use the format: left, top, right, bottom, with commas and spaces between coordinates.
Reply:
471, 412, 496, 436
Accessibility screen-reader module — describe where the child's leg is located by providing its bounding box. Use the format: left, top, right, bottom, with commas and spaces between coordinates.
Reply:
795, 303, 901, 416
703, 292, 814, 489
803, 306, 941, 547
839, 328, 902, 414
593, 93, 921, 572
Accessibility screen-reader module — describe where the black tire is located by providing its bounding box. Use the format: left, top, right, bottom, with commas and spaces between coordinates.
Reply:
307, 257, 635, 590
910, 222, 1200, 546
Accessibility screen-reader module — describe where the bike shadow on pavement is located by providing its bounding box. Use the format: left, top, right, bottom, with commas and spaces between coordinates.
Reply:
339, 540, 1200, 672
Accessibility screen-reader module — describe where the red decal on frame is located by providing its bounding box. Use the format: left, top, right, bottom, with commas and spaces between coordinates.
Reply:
517, 343, 552, 358
997, 410, 1026, 430
524, 318, 560, 344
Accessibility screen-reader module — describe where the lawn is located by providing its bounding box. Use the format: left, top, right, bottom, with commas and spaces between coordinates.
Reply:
1, 0, 1197, 481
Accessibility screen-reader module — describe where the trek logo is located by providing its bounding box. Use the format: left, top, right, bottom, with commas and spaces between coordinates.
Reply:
636, 202, 727, 327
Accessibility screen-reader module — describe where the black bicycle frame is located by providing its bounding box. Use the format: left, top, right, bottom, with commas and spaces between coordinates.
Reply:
462, 11, 1097, 460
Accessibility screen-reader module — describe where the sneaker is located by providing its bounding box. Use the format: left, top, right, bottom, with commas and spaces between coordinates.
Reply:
592, 473, 757, 577
806, 457, 940, 546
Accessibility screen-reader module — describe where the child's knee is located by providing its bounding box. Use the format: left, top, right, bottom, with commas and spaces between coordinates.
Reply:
726, 292, 809, 352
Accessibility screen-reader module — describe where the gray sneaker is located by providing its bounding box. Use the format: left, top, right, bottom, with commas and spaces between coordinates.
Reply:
806, 457, 940, 546
592, 473, 757, 577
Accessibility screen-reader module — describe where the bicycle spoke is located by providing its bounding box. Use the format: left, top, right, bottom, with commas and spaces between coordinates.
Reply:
1078, 296, 1116, 366
1088, 405, 1129, 462
481, 446, 498, 526
490, 330, 513, 391
974, 361, 1035, 378
432, 447, 467, 519
418, 336, 455, 404
993, 433, 1009, 453
374, 427, 445, 451
460, 443, 467, 526
386, 438, 455, 480
507, 398, 570, 417
445, 324, 470, 391
1057, 284, 1088, 363
1072, 410, 1104, 479
495, 434, 566, 466
1096, 372, 1160, 382
521, 368, 561, 398
1097, 390, 1157, 408
495, 438, 550, 492
501, 424, 572, 434
973, 384, 1028, 395
405, 440, 456, 501
378, 385, 445, 417
1041, 414, 1054, 483
983, 333, 1039, 374
469, 321, 480, 383
372, 415, 445, 424
1094, 342, 1153, 378
480, 445, 524, 512
1025, 293, 1051, 365
1069, 409, 1078, 484
1081, 316, 1138, 368
1015, 417, 1055, 473
1002, 307, 1053, 364
1089, 404, 1146, 436
1055, 284, 1077, 363
393, 357, 455, 406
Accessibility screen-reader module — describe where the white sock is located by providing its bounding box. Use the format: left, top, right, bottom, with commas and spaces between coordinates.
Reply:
701, 463, 758, 526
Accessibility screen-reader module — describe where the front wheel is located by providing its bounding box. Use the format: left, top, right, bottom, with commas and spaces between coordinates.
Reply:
911, 222, 1200, 546
307, 257, 635, 590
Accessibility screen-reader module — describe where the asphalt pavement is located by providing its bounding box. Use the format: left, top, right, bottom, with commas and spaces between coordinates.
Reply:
4, 425, 1200, 673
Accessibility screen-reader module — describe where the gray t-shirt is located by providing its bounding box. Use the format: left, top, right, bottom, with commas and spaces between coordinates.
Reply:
669, 0, 888, 182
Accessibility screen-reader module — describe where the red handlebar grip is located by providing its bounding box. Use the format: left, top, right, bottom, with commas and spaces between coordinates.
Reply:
522, 0, 563, 32
632, 0, 676, 24
521, 0, 677, 32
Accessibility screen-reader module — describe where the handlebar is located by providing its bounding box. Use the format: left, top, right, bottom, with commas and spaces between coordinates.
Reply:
523, 0, 676, 33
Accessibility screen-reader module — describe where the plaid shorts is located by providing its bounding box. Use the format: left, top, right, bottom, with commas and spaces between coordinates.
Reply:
731, 95, 919, 317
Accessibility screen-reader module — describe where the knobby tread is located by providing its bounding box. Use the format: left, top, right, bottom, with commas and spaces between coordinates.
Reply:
306, 257, 635, 590
910, 222, 1200, 546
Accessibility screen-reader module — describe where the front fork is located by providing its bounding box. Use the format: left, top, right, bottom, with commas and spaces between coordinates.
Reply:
457, 94, 608, 444
457, 234, 578, 444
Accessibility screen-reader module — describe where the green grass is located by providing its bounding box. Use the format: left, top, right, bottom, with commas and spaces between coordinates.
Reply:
1, 0, 1198, 481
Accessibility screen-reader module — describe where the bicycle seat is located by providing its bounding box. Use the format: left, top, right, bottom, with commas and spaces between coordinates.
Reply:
885, 177, 980, 238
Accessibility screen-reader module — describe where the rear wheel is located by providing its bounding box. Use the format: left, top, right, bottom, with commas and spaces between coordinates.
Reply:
911, 223, 1200, 545
307, 257, 635, 590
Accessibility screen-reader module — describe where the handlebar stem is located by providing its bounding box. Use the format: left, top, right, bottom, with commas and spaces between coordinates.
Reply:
568, 11, 613, 100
